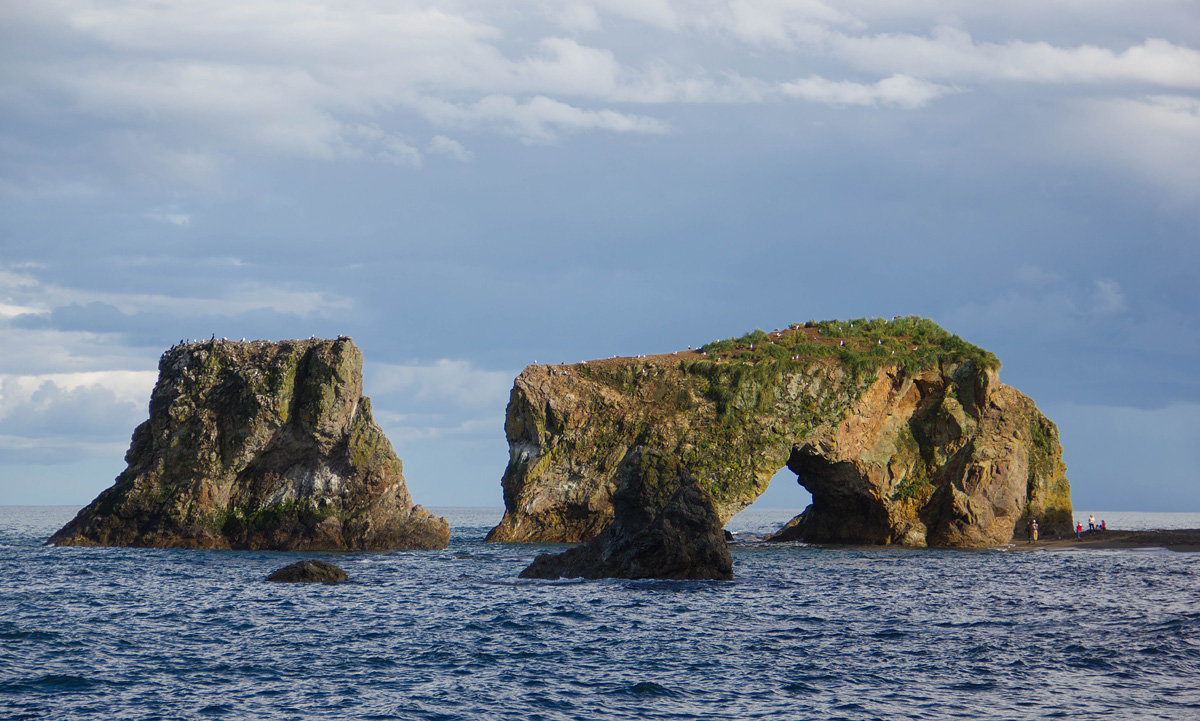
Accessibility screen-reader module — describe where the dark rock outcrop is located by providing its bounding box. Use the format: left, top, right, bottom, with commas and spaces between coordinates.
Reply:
488, 318, 1071, 548
49, 337, 449, 550
520, 447, 732, 580
266, 560, 350, 584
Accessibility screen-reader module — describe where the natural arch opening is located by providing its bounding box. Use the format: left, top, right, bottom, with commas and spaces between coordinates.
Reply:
764, 444, 896, 544
724, 466, 813, 539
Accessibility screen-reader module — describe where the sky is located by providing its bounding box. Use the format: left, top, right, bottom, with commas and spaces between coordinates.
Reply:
1, 0, 1198, 513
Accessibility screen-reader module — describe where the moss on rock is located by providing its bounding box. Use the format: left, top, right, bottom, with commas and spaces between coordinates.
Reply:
49, 337, 449, 551
488, 318, 1070, 547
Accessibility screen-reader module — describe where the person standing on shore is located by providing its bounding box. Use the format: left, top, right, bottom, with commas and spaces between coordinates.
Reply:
1031, 518, 1039, 542
1076, 521, 1083, 539
1089, 513, 1096, 531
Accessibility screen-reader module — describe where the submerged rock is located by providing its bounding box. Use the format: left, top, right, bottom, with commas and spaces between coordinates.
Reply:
520, 447, 732, 580
488, 318, 1071, 548
266, 560, 350, 584
49, 337, 449, 551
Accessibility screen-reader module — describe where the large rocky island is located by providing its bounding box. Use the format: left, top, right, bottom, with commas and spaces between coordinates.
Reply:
49, 337, 449, 550
489, 318, 1071, 551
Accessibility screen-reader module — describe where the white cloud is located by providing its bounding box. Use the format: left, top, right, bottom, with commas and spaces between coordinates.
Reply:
0, 371, 155, 463
364, 359, 515, 463
705, 0, 864, 47
831, 28, 1200, 88
375, 413, 505, 444
0, 264, 353, 320
1091, 279, 1127, 314
146, 208, 191, 226
3, 0, 1199, 193
367, 359, 515, 409
1067, 94, 1200, 200
0, 371, 156, 410
418, 94, 669, 142
427, 135, 474, 162
780, 73, 953, 108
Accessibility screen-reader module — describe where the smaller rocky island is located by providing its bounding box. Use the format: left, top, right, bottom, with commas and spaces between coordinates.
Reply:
520, 447, 733, 580
49, 337, 449, 551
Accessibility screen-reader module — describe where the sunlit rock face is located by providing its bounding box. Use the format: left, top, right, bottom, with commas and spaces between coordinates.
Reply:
487, 319, 1071, 548
49, 338, 449, 551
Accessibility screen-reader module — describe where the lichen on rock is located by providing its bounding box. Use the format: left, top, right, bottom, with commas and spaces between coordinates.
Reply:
487, 318, 1071, 548
49, 337, 449, 551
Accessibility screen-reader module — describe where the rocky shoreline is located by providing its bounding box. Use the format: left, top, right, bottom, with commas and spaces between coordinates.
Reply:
730, 528, 1200, 553
1018, 529, 1200, 552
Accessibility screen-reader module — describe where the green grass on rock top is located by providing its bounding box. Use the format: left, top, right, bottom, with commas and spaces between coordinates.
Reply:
699, 316, 1000, 376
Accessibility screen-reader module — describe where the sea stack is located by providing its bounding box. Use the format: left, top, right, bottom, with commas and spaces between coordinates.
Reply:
520, 446, 733, 580
49, 337, 449, 550
488, 318, 1071, 548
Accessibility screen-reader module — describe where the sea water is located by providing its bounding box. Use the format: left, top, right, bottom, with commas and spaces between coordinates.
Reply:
1, 506, 1198, 720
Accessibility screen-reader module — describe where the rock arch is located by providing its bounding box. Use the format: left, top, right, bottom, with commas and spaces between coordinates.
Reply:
486, 321, 1071, 548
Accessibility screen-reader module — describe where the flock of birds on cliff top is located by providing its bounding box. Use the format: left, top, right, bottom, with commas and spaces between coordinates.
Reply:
169, 335, 358, 351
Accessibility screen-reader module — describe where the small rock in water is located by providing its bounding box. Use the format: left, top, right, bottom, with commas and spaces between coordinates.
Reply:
265, 560, 349, 584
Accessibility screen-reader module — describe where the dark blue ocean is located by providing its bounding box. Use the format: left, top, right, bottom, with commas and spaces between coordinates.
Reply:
2, 507, 1199, 721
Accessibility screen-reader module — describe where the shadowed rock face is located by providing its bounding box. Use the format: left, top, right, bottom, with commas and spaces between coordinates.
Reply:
487, 320, 1071, 548
266, 560, 350, 584
49, 337, 449, 551
520, 447, 732, 581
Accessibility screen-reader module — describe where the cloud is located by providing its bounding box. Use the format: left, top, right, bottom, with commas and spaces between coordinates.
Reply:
780, 73, 953, 108
416, 94, 669, 142
146, 207, 191, 226
700, 0, 864, 47
1066, 94, 1200, 200
949, 273, 1129, 338
362, 359, 515, 491
367, 359, 515, 409
427, 135, 474, 162
1091, 279, 1127, 314
0, 264, 353, 321
5, 0, 1198, 192
831, 28, 1200, 88
0, 371, 155, 465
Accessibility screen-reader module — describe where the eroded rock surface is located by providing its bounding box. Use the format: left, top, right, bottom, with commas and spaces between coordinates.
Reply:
488, 318, 1070, 548
520, 447, 732, 580
49, 337, 449, 550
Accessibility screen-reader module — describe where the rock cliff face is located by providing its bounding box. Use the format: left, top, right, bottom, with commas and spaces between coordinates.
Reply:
49, 337, 449, 550
487, 318, 1070, 548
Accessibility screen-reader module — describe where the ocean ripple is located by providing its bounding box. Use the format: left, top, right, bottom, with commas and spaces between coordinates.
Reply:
1, 507, 1198, 720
